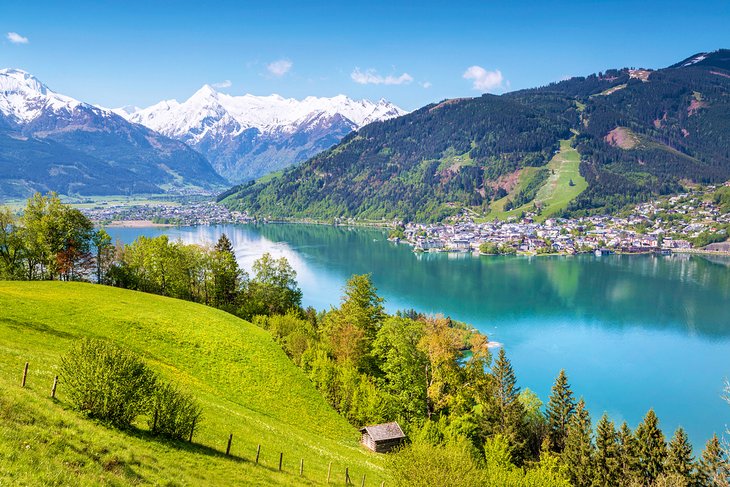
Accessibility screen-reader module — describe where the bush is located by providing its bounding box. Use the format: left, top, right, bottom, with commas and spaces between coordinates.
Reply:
149, 381, 202, 440
60, 338, 156, 427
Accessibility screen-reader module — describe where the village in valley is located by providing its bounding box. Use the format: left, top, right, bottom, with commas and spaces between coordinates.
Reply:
393, 185, 730, 256
74, 184, 730, 256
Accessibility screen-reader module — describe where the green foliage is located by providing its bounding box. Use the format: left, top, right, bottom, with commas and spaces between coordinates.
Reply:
241, 252, 302, 318
665, 427, 695, 481
713, 186, 730, 213
635, 409, 668, 484
479, 242, 516, 255
149, 381, 202, 440
60, 338, 157, 427
387, 439, 488, 487
0, 193, 96, 281
562, 399, 594, 487
210, 233, 245, 310
485, 348, 527, 463
691, 227, 729, 248
593, 414, 619, 487
546, 369, 576, 453
697, 434, 730, 487
372, 316, 429, 423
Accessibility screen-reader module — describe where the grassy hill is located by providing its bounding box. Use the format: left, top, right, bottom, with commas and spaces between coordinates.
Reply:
0, 281, 386, 486
487, 138, 588, 221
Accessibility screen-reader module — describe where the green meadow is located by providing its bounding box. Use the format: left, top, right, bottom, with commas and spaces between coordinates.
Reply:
0, 281, 386, 486
487, 139, 587, 221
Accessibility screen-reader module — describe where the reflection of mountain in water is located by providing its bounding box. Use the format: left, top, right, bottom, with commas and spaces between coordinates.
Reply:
252, 224, 730, 339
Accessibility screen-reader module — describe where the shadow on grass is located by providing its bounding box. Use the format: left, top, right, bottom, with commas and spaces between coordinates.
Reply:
1, 317, 76, 339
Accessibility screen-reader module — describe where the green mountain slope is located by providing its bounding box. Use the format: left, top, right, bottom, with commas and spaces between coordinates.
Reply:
221, 49, 730, 221
0, 282, 385, 486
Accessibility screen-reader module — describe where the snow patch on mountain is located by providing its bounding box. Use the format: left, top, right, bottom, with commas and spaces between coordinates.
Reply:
118, 85, 407, 182
121, 86, 406, 141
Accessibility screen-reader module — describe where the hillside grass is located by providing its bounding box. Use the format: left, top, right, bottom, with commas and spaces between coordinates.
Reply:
0, 281, 386, 486
486, 139, 587, 221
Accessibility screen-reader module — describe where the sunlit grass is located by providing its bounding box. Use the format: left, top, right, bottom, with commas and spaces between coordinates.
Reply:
0, 281, 386, 485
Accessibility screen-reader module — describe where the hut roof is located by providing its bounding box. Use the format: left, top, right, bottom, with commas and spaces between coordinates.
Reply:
359, 422, 405, 442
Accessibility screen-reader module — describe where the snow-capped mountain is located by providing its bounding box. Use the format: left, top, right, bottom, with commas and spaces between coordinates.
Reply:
118, 86, 407, 182
0, 68, 225, 197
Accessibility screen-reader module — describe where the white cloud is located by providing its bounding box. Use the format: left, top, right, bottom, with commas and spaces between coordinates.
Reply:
463, 66, 504, 92
6, 32, 29, 44
351, 68, 413, 86
420, 81, 432, 89
267, 59, 292, 77
212, 80, 232, 89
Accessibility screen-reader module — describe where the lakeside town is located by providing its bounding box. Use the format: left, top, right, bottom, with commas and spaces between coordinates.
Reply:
395, 186, 730, 255
76, 185, 730, 256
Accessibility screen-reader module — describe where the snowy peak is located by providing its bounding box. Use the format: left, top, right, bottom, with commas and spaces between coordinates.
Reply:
121, 87, 407, 137
117, 87, 407, 182
0, 68, 88, 123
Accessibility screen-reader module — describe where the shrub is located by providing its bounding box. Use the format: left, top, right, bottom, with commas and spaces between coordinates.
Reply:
149, 381, 202, 440
60, 338, 156, 427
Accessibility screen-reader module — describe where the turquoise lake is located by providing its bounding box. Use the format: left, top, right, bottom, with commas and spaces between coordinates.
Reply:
107, 223, 730, 448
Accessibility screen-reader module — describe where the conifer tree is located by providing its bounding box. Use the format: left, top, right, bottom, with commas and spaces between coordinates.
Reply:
697, 434, 730, 487
562, 399, 594, 487
635, 409, 667, 484
617, 421, 640, 484
486, 348, 527, 463
665, 427, 694, 481
593, 413, 619, 487
211, 233, 244, 308
546, 369, 576, 453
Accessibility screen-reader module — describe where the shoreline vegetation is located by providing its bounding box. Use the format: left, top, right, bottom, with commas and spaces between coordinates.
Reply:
2, 192, 729, 486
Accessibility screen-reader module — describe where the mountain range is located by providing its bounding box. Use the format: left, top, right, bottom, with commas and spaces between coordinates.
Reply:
0, 69, 405, 198
0, 68, 225, 198
221, 50, 730, 221
115, 88, 406, 182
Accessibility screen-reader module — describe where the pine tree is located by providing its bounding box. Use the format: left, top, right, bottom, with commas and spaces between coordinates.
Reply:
562, 398, 594, 487
210, 233, 244, 308
617, 421, 640, 484
593, 413, 619, 487
665, 427, 694, 481
487, 348, 527, 463
697, 434, 730, 487
546, 369, 576, 453
635, 409, 667, 484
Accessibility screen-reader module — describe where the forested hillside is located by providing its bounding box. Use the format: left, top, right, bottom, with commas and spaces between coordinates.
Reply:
221, 50, 730, 221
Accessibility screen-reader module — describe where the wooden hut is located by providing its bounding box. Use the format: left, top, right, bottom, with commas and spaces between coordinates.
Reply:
359, 422, 406, 453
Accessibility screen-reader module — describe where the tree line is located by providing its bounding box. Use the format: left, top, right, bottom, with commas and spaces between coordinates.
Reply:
251, 273, 729, 486
2, 194, 728, 485
0, 193, 302, 321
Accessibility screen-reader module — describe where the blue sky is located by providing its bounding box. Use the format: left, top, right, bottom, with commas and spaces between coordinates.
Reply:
2, 0, 729, 111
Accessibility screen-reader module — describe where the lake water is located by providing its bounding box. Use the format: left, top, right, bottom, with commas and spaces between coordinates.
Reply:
107, 223, 730, 448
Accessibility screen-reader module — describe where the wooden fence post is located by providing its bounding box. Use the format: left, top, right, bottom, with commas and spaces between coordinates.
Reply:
255, 444, 261, 464
278, 452, 283, 471
300, 458, 304, 477
21, 362, 29, 387
51, 375, 58, 398
327, 461, 332, 483
189, 417, 196, 442
226, 433, 233, 456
